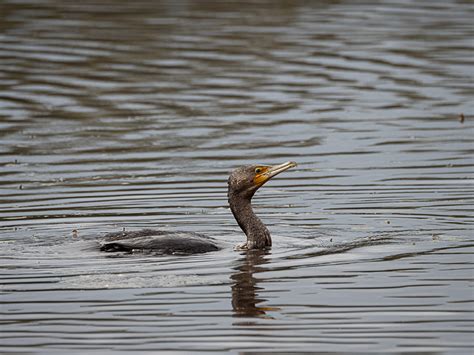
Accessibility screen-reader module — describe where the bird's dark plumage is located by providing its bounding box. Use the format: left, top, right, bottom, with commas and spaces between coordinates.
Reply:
100, 229, 219, 254
99, 161, 297, 254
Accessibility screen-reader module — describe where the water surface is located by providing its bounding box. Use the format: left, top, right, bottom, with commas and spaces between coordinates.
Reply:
1, 0, 473, 353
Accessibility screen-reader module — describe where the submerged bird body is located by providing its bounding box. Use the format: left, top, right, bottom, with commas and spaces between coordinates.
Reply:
100, 229, 219, 254
100, 161, 296, 254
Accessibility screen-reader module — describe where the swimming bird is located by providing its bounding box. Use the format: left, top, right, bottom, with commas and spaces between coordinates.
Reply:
100, 161, 297, 254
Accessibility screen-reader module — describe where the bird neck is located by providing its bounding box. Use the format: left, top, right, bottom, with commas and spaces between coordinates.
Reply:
228, 194, 271, 249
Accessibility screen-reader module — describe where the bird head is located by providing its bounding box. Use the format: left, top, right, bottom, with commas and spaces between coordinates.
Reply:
228, 161, 297, 200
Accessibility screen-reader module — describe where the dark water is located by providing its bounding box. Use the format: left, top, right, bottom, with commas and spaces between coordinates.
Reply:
1, 0, 473, 353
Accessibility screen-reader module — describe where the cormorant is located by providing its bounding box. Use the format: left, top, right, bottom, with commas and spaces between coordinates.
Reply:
99, 161, 297, 254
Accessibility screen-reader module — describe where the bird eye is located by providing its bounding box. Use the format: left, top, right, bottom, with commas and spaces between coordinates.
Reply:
255, 167, 262, 174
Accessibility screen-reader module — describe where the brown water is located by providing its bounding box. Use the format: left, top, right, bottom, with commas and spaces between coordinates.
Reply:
1, 0, 473, 353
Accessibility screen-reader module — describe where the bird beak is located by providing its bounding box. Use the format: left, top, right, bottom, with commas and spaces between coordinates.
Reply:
254, 161, 297, 187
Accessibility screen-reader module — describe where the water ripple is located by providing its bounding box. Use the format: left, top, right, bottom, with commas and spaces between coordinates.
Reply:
1, 0, 473, 353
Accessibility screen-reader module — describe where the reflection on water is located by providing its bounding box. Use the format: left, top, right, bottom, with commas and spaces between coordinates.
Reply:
0, 0, 473, 352
232, 250, 272, 319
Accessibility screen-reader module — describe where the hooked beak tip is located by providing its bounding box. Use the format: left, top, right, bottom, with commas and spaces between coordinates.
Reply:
255, 161, 297, 187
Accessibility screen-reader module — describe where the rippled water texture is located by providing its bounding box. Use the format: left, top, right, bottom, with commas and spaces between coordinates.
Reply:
1, 0, 473, 353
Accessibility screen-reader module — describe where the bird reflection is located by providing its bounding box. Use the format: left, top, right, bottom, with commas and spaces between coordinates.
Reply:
231, 249, 278, 318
